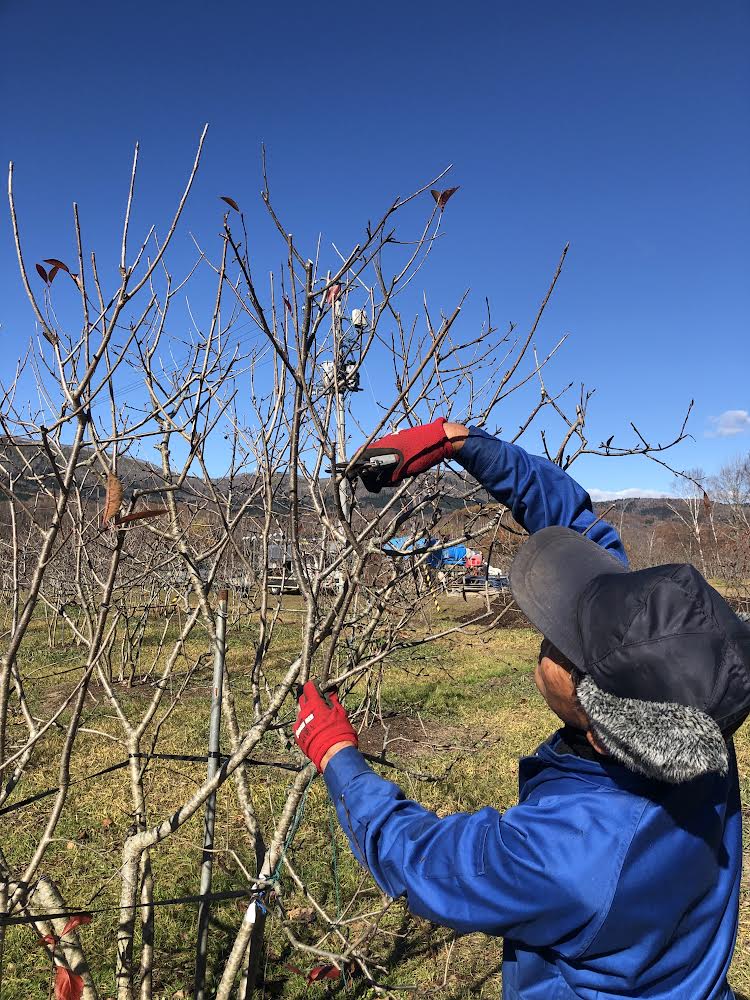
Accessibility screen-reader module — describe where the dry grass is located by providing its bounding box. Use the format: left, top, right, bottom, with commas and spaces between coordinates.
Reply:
3, 601, 750, 998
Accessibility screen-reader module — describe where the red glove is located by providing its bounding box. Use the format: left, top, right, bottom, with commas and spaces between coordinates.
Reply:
294, 681, 357, 772
355, 417, 454, 493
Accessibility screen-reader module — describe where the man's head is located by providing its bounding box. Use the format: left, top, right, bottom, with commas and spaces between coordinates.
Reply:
511, 527, 750, 783
536, 638, 606, 755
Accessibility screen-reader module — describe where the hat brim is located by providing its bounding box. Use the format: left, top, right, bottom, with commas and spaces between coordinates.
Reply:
509, 526, 628, 667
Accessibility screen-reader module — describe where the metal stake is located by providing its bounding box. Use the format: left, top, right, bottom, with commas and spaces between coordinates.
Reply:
193, 588, 228, 1000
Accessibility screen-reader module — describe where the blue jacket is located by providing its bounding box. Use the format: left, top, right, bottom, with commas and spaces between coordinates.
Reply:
325, 428, 741, 999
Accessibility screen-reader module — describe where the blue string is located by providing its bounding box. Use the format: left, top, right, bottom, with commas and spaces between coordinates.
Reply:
269, 779, 314, 885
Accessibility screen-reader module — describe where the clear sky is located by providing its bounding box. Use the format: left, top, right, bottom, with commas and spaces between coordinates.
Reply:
2, 1, 748, 498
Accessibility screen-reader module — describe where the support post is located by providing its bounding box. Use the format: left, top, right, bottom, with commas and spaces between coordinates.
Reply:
193, 588, 228, 1000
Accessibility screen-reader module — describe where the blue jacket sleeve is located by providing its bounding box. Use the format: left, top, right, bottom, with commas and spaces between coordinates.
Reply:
454, 427, 628, 566
324, 747, 629, 950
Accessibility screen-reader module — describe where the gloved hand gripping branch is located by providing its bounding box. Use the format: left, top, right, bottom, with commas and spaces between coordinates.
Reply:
293, 680, 358, 772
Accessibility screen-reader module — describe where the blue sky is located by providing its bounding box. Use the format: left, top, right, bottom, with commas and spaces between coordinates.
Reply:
1, 1, 748, 497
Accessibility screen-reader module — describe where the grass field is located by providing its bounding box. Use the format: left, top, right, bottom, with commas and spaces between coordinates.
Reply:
4, 599, 750, 999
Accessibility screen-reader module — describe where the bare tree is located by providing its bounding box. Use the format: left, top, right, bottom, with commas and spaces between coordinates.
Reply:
709, 454, 750, 602
0, 132, 691, 999
666, 468, 715, 577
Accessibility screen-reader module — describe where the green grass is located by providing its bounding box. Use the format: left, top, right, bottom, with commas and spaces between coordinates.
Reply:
3, 605, 750, 999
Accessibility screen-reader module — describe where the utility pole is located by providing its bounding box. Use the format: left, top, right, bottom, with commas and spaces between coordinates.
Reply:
328, 282, 366, 524
332, 291, 350, 522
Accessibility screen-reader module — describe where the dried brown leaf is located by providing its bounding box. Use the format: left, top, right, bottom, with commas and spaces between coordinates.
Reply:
286, 906, 315, 924
114, 507, 168, 525
102, 473, 124, 525
220, 196, 240, 211
430, 186, 460, 209
43, 258, 70, 273
36, 263, 49, 284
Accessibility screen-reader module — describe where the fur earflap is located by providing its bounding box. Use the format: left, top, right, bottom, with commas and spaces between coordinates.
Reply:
576, 674, 729, 783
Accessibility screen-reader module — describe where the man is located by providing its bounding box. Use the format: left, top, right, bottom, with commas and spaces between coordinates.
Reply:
294, 418, 750, 1000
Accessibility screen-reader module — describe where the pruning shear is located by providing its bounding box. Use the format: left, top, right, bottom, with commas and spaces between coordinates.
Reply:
295, 678, 339, 702
329, 450, 401, 494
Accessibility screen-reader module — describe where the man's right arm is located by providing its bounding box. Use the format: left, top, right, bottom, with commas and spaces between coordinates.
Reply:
446, 424, 628, 566
321, 744, 635, 950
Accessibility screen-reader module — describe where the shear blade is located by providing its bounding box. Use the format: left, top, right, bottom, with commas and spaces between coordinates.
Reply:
329, 452, 400, 477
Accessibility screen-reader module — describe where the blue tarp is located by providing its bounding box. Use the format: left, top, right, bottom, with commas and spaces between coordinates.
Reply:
384, 537, 467, 569
432, 544, 467, 567
384, 535, 433, 554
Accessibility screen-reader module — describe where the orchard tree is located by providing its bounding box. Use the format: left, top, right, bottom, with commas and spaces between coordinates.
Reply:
0, 128, 690, 999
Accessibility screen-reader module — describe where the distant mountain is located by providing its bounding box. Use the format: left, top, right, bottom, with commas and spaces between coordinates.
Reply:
0, 436, 722, 531
0, 438, 208, 504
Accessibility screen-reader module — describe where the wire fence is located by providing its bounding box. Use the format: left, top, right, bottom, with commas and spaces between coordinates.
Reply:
0, 750, 301, 819
0, 887, 269, 929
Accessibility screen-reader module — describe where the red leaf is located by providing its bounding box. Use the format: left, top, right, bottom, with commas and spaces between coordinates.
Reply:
326, 283, 342, 305
283, 295, 292, 313
54, 967, 84, 1000
220, 196, 240, 211
307, 964, 341, 983
113, 507, 168, 525
44, 258, 70, 273
283, 963, 305, 977
430, 186, 460, 210
61, 913, 92, 937
48, 265, 60, 284
37, 933, 58, 947
36, 263, 49, 284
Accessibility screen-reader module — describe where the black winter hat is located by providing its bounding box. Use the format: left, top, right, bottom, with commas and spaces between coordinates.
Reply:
510, 527, 750, 781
